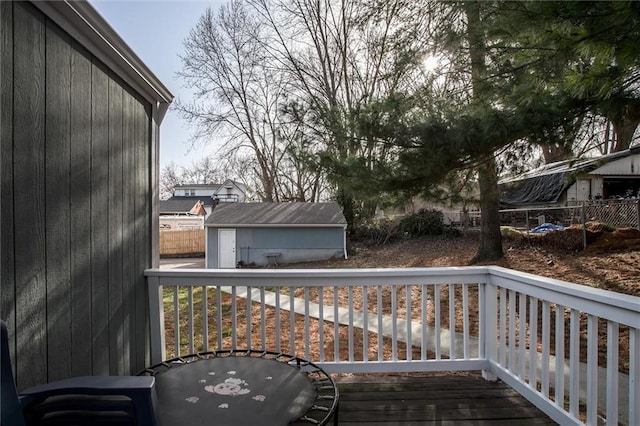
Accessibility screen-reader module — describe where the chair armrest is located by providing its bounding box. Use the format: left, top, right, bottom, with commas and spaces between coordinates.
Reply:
19, 376, 158, 426
20, 376, 154, 397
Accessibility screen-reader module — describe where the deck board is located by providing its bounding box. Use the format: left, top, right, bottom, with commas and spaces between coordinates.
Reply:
333, 373, 556, 425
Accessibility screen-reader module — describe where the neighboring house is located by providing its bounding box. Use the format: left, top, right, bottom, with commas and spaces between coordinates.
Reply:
159, 196, 214, 231
160, 196, 215, 216
500, 146, 640, 208
159, 180, 251, 227
1, 0, 172, 389
205, 202, 347, 268
173, 180, 249, 203
158, 199, 206, 230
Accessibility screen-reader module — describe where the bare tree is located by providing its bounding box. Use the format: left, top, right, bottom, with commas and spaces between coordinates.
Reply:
160, 162, 183, 200
177, 1, 328, 201
159, 156, 228, 200
247, 0, 433, 224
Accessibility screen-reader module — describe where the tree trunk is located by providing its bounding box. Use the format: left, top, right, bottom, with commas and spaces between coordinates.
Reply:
611, 118, 639, 152
464, 1, 503, 262
473, 157, 503, 262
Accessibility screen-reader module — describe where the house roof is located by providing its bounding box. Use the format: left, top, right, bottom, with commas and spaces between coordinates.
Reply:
499, 146, 640, 206
175, 180, 247, 196
175, 184, 223, 190
160, 196, 215, 214
205, 202, 347, 227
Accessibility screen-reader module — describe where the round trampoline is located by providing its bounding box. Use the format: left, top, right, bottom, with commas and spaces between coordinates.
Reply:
140, 350, 338, 426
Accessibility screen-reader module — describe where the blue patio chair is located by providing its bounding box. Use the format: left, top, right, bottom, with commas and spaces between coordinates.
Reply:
1, 320, 159, 426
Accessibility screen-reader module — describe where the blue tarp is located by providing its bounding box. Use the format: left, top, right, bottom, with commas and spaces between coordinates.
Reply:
530, 223, 565, 233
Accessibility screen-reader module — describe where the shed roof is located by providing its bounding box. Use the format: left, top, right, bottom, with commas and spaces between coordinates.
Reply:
205, 202, 347, 227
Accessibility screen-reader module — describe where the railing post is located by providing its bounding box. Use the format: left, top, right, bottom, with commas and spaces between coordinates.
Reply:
147, 275, 166, 364
630, 328, 640, 425
481, 278, 498, 381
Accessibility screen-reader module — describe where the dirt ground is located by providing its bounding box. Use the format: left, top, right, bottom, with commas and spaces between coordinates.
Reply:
287, 226, 640, 296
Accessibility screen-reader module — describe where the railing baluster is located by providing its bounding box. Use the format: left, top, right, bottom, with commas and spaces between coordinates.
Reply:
304, 287, 310, 360
586, 314, 598, 425
362, 286, 368, 363
377, 285, 383, 362
275, 289, 281, 351
509, 290, 516, 372
554, 304, 565, 408
630, 328, 640, 425
569, 309, 580, 417
261, 287, 266, 352
449, 284, 455, 360
392, 285, 398, 362
519, 293, 526, 379
202, 286, 208, 353
334, 286, 339, 362
216, 286, 222, 350
463, 284, 469, 360
434, 284, 441, 360
246, 286, 252, 350
231, 286, 237, 350
348, 286, 354, 363
188, 286, 194, 355
173, 286, 180, 357
606, 321, 619, 424
289, 287, 295, 355
528, 297, 538, 388
318, 287, 324, 363
499, 287, 506, 367
407, 284, 412, 361
421, 284, 427, 361
541, 300, 550, 397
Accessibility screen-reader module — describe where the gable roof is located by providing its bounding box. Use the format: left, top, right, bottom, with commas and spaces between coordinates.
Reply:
212, 179, 246, 196
174, 184, 223, 190
160, 196, 215, 214
205, 202, 346, 227
174, 180, 247, 196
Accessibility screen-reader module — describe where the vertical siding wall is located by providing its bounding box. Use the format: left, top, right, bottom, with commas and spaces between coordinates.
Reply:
1, 2, 153, 390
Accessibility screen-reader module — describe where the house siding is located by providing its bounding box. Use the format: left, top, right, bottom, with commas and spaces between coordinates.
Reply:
206, 227, 345, 268
1, 1, 153, 390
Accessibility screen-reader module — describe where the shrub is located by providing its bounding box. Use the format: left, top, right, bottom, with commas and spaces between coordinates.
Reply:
399, 209, 459, 238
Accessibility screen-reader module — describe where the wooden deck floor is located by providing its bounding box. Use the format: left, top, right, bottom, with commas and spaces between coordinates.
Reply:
332, 373, 557, 425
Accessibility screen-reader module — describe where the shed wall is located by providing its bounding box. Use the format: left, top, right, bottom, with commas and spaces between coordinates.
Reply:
1, 1, 153, 390
206, 227, 345, 268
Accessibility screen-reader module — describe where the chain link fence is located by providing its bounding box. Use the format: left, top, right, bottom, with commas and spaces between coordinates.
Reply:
580, 200, 640, 229
500, 200, 640, 231
498, 200, 640, 250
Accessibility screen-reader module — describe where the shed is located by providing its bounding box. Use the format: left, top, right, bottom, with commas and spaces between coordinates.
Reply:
205, 202, 347, 268
500, 146, 640, 208
1, 1, 172, 389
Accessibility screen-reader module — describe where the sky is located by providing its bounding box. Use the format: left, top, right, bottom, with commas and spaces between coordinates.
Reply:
90, 0, 224, 170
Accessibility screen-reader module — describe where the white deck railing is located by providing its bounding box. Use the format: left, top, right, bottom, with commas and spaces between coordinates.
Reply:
146, 266, 640, 426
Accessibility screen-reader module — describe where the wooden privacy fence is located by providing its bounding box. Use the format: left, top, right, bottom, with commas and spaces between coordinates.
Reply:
160, 229, 205, 257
